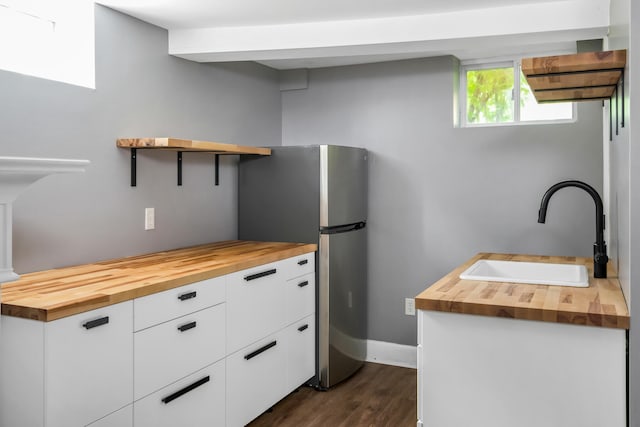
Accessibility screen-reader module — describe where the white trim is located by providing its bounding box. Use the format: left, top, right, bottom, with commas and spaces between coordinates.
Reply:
366, 340, 417, 369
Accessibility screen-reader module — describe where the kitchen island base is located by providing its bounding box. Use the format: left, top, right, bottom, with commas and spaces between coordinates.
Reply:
417, 310, 626, 427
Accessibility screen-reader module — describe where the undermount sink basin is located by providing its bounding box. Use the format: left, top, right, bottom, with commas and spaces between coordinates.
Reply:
459, 259, 589, 287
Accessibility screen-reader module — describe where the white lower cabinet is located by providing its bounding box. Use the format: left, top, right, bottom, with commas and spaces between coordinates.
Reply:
86, 405, 133, 427
134, 360, 226, 427
1, 301, 134, 427
1, 252, 316, 427
417, 310, 626, 427
134, 303, 226, 400
286, 314, 315, 391
226, 330, 288, 427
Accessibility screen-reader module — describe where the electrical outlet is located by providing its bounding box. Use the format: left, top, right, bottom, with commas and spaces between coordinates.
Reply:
405, 298, 416, 316
145, 208, 155, 230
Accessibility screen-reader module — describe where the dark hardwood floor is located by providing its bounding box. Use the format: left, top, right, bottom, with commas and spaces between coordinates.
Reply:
248, 363, 417, 427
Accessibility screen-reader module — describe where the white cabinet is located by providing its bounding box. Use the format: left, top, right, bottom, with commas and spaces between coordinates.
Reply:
417, 310, 626, 427
227, 330, 288, 427
226, 261, 287, 354
226, 256, 316, 426
1, 301, 133, 427
1, 251, 316, 427
286, 314, 315, 391
134, 360, 226, 427
134, 303, 225, 400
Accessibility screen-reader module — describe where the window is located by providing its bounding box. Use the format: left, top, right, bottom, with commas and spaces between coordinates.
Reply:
0, 0, 95, 88
460, 57, 574, 126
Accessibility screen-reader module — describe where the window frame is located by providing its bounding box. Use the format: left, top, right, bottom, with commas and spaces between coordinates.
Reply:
459, 55, 577, 128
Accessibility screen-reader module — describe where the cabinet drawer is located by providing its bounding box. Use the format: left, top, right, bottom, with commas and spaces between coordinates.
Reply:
134, 276, 225, 331
227, 330, 288, 427
134, 304, 225, 400
286, 272, 315, 324
226, 262, 286, 354
282, 252, 315, 280
86, 405, 133, 427
45, 301, 133, 427
286, 315, 316, 390
134, 360, 225, 427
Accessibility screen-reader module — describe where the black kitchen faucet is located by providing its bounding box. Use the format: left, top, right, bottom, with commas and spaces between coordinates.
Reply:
537, 180, 608, 278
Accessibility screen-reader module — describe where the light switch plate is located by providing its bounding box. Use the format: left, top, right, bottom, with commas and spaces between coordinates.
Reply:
145, 208, 155, 230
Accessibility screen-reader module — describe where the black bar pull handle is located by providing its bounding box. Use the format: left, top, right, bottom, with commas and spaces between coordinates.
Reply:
297, 259, 308, 266
178, 321, 197, 332
244, 268, 276, 282
297, 324, 309, 332
298, 280, 309, 288
83, 316, 109, 330
244, 340, 277, 360
178, 291, 197, 301
161, 376, 210, 404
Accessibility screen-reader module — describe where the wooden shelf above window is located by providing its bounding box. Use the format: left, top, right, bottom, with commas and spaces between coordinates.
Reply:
116, 138, 271, 187
522, 50, 626, 103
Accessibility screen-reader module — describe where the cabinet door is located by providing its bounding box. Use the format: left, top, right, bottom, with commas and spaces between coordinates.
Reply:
134, 303, 226, 400
86, 405, 133, 427
286, 315, 315, 391
134, 276, 225, 332
45, 301, 133, 427
226, 330, 287, 427
286, 272, 315, 325
134, 360, 225, 427
226, 261, 287, 354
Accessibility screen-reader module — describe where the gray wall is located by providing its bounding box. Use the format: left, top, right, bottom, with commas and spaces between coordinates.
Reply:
1, 6, 281, 274
282, 57, 604, 345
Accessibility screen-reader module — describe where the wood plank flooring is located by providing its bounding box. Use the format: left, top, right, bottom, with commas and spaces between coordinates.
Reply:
248, 363, 417, 427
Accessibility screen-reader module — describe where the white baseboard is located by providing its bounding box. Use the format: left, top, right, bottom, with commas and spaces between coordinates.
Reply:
366, 340, 417, 369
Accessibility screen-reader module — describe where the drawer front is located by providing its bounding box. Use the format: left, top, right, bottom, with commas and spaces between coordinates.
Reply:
134, 304, 225, 400
286, 272, 315, 325
227, 330, 288, 427
134, 360, 225, 427
282, 252, 315, 280
226, 261, 286, 354
86, 405, 133, 427
134, 276, 225, 331
45, 301, 133, 427
286, 315, 316, 391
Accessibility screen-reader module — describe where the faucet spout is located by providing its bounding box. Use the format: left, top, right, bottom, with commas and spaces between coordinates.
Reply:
537, 180, 608, 278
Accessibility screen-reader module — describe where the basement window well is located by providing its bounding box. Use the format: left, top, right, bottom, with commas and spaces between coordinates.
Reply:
0, 0, 95, 88
460, 57, 574, 127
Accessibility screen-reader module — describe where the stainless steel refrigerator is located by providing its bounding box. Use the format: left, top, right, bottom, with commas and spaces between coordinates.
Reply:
238, 145, 367, 389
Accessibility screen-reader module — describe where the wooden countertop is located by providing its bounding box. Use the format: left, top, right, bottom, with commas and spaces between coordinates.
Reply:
415, 253, 629, 329
1, 240, 317, 322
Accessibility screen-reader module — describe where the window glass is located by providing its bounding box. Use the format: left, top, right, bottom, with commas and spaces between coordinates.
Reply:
519, 71, 573, 122
461, 58, 574, 127
466, 67, 514, 124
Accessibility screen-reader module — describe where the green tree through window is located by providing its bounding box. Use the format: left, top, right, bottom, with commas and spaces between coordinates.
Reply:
466, 67, 514, 124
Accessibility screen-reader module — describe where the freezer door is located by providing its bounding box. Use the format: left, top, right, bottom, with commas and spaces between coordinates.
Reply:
320, 145, 368, 227
318, 226, 367, 388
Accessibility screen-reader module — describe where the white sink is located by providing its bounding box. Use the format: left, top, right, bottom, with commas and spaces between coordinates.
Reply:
459, 259, 589, 287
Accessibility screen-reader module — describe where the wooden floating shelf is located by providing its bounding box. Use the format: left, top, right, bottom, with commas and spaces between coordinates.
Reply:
116, 137, 271, 155
522, 50, 626, 103
116, 138, 271, 187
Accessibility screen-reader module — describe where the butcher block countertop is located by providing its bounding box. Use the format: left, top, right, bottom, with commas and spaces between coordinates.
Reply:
1, 240, 317, 322
415, 253, 629, 329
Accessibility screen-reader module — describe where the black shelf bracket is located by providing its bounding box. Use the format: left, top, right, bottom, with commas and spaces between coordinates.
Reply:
177, 151, 183, 186
607, 69, 625, 142
131, 148, 137, 187
215, 154, 220, 186
126, 149, 231, 187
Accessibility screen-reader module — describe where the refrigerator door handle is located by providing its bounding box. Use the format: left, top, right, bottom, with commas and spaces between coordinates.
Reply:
319, 221, 366, 235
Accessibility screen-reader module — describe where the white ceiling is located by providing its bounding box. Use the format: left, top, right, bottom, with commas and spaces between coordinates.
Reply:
96, 0, 611, 69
